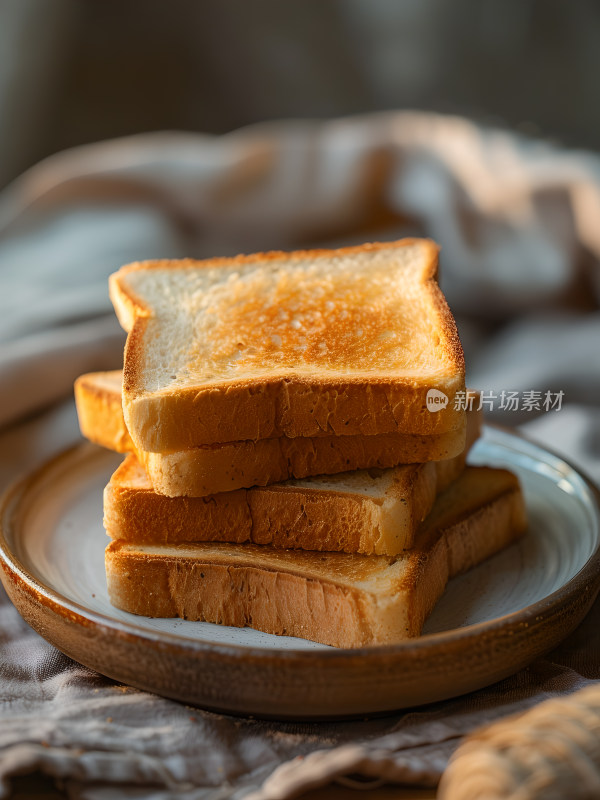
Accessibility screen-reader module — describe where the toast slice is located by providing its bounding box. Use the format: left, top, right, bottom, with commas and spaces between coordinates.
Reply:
105, 467, 527, 647
76, 371, 476, 496
109, 240, 466, 453
103, 396, 479, 555
75, 371, 131, 454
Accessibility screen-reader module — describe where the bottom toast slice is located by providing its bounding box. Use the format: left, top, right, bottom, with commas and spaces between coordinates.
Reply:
105, 467, 527, 648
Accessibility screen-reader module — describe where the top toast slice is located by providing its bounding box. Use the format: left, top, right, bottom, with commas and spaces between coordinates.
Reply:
110, 239, 465, 453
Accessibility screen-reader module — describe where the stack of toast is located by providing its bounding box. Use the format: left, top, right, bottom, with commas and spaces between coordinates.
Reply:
75, 239, 527, 648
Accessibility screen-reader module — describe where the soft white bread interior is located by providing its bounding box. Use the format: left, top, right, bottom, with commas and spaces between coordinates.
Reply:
105, 467, 527, 647
76, 371, 477, 496
109, 240, 466, 452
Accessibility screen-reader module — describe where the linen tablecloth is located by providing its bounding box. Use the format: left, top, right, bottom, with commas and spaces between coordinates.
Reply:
1, 113, 599, 799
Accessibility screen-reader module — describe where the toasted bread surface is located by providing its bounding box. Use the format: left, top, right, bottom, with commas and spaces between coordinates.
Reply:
105, 467, 527, 647
109, 239, 465, 452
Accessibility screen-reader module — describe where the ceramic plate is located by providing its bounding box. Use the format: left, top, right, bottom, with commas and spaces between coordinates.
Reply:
1, 427, 599, 719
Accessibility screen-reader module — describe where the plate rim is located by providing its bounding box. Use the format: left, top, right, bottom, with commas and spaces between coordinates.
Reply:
2, 427, 600, 666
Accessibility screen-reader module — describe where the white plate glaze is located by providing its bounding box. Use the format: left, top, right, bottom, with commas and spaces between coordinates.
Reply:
1, 426, 600, 718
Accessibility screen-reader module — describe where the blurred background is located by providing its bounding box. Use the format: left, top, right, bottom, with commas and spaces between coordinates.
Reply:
2, 0, 599, 190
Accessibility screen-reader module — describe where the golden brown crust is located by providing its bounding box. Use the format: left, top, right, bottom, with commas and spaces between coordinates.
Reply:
120, 316, 147, 410
111, 238, 440, 283
104, 442, 466, 555
401, 468, 527, 636
140, 421, 467, 497
105, 467, 526, 647
125, 375, 466, 452
77, 371, 478, 496
74, 372, 130, 454
109, 239, 466, 451
429, 273, 466, 374
104, 413, 480, 554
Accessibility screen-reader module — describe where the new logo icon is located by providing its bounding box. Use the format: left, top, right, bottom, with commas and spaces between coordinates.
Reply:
426, 388, 449, 412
